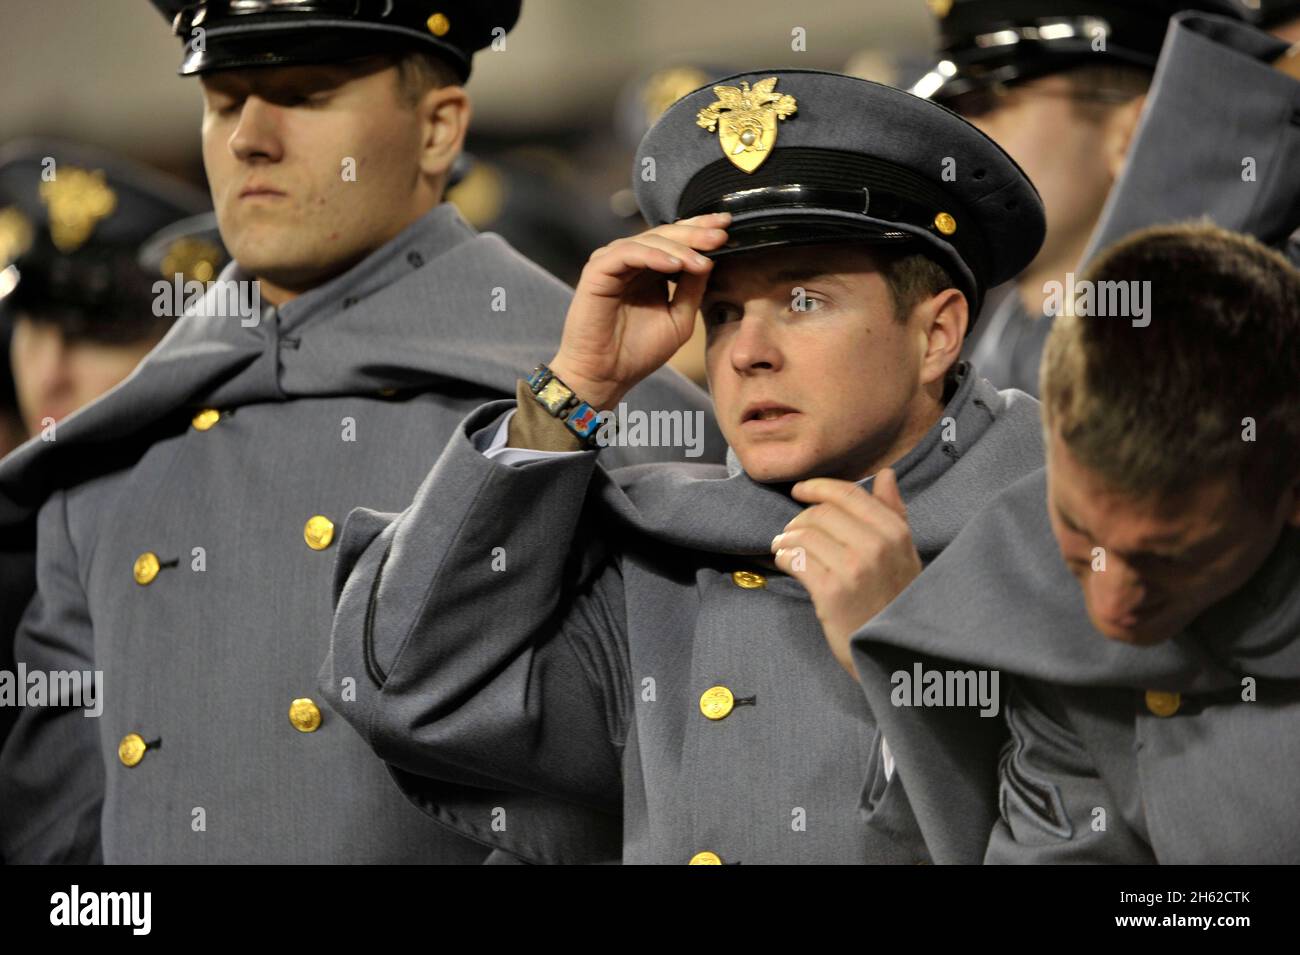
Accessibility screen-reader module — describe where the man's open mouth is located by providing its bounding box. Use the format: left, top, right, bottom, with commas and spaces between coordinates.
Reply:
742, 403, 800, 423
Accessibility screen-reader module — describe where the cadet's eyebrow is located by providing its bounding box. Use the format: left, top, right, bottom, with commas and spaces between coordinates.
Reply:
1128, 525, 1212, 562
702, 269, 846, 297
1058, 498, 1197, 560
1054, 500, 1089, 537
201, 74, 247, 95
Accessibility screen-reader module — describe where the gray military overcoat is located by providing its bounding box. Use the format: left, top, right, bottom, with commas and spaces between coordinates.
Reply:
0, 203, 721, 863
320, 364, 1045, 864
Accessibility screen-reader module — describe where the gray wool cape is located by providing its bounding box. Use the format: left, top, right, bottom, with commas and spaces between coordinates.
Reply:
849, 468, 1300, 864
319, 363, 1045, 864
0, 203, 721, 863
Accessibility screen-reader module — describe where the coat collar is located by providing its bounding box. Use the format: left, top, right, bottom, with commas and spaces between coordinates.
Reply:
271, 202, 475, 336
602, 363, 1042, 562
1192, 525, 1300, 679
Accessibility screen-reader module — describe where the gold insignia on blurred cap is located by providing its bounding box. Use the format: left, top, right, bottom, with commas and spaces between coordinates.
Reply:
38, 166, 117, 253
427, 12, 451, 36
447, 160, 506, 228
162, 236, 224, 283
696, 77, 798, 174
927, 0, 954, 18
642, 66, 711, 126
0, 206, 34, 266
934, 212, 957, 235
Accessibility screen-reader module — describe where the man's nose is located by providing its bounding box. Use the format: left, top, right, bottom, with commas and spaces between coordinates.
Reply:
229, 96, 285, 163
1089, 560, 1150, 620
728, 311, 783, 375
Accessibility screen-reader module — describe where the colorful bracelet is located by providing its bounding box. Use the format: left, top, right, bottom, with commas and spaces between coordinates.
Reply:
525, 363, 603, 448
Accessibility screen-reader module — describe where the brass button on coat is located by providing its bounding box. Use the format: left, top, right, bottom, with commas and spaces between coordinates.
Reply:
1144, 689, 1181, 718
699, 685, 735, 720
118, 733, 147, 767
133, 552, 161, 585
303, 516, 335, 551
289, 698, 323, 733
689, 851, 723, 865
731, 570, 766, 589
191, 408, 221, 431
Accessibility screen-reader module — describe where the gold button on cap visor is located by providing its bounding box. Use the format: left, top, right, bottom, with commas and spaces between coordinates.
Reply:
731, 570, 766, 589
289, 698, 323, 733
689, 851, 723, 865
118, 733, 148, 767
699, 685, 735, 720
192, 408, 221, 431
133, 552, 161, 585
1144, 689, 1181, 718
427, 12, 450, 36
304, 515, 335, 550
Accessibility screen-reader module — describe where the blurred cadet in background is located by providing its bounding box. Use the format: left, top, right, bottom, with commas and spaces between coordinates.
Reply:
1237, 0, 1300, 39
446, 148, 615, 287
911, 0, 1244, 394
0, 140, 214, 444
1085, 2, 1300, 266
0, 334, 22, 459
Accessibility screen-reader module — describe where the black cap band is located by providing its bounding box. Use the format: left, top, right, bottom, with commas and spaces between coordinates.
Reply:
677, 148, 990, 299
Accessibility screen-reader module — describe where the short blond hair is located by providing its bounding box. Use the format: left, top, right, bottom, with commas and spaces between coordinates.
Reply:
879, 252, 956, 323
1041, 222, 1300, 504
393, 50, 460, 105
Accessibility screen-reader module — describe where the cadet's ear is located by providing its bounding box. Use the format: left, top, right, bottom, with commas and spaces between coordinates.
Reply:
916, 287, 967, 388
416, 84, 472, 190
1103, 93, 1146, 182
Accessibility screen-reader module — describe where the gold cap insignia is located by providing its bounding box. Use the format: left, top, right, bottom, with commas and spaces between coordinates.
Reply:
696, 77, 798, 174
0, 206, 34, 267
38, 166, 118, 253
927, 0, 954, 19
161, 236, 224, 283
447, 160, 506, 228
